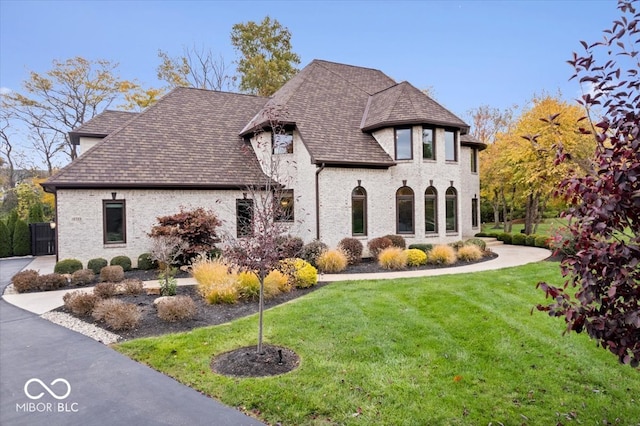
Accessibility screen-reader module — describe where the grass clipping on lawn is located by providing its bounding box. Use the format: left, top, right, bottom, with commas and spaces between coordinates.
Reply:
115, 262, 640, 425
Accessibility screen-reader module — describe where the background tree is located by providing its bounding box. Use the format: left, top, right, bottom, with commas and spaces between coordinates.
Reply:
12, 218, 30, 256
6, 57, 138, 160
231, 16, 301, 96
157, 45, 235, 91
537, 0, 640, 366
0, 220, 11, 257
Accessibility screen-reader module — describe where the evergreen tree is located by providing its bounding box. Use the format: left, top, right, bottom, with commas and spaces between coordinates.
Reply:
0, 221, 12, 257
28, 203, 44, 223
12, 219, 31, 256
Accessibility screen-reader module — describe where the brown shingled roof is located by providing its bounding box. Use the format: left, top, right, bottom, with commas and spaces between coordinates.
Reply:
69, 110, 138, 145
45, 88, 270, 190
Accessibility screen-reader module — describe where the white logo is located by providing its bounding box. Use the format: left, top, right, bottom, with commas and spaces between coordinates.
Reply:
24, 378, 71, 400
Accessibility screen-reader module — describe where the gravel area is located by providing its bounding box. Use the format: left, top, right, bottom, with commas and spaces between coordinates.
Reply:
41, 311, 121, 345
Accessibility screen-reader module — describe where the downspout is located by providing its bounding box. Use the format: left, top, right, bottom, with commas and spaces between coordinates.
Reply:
315, 163, 326, 241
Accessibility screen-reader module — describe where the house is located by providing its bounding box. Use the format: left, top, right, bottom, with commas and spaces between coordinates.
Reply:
43, 59, 485, 266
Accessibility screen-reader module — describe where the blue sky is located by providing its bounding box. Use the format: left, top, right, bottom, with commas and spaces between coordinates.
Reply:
0, 0, 619, 122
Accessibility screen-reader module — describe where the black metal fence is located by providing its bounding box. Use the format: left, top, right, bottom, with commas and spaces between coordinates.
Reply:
29, 223, 56, 256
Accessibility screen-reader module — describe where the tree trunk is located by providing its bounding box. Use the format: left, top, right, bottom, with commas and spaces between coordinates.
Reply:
258, 272, 265, 355
492, 189, 501, 228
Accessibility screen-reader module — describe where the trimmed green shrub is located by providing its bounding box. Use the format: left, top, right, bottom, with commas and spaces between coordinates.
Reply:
497, 233, 512, 244
54, 258, 83, 275
511, 233, 527, 245
338, 238, 363, 265
535, 235, 550, 248
100, 265, 125, 283
70, 269, 95, 286
317, 249, 348, 273
465, 238, 487, 251
12, 219, 30, 256
474, 232, 489, 237
383, 234, 406, 249
408, 243, 433, 254
92, 299, 141, 330
110, 255, 132, 272
449, 240, 466, 250
378, 247, 408, 270
137, 253, 157, 270
37, 273, 68, 291
0, 221, 11, 257
405, 248, 427, 266
300, 240, 328, 267
276, 235, 304, 259
63, 290, 98, 316
157, 296, 197, 322
11, 269, 39, 293
525, 235, 537, 246
87, 258, 108, 275
367, 237, 393, 259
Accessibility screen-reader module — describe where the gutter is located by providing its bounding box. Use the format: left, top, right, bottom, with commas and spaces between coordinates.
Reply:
315, 163, 326, 240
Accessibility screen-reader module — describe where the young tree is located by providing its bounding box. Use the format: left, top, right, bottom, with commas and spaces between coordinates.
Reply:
149, 234, 188, 296
157, 45, 235, 92
537, 0, 640, 366
231, 16, 301, 96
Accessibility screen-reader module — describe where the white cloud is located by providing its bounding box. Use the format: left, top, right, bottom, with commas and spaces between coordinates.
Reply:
0, 87, 12, 95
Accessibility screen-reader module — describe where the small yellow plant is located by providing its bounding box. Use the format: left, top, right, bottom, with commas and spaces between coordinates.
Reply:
428, 244, 457, 265
405, 248, 427, 266
378, 246, 408, 270
237, 271, 260, 301
457, 244, 483, 262
316, 249, 348, 273
191, 258, 239, 304
265, 269, 291, 293
280, 258, 318, 289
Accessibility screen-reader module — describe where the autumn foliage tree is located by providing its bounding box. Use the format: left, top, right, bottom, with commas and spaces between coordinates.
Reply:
537, 0, 640, 366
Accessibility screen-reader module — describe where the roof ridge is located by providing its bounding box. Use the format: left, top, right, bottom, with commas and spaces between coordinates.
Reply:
313, 60, 394, 96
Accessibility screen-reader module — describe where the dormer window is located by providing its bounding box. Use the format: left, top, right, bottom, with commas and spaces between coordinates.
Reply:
395, 127, 412, 160
272, 129, 293, 154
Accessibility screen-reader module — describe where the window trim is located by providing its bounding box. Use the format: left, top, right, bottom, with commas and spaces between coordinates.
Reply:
272, 129, 294, 154
445, 187, 458, 232
236, 198, 254, 237
394, 127, 413, 160
351, 186, 367, 236
396, 186, 415, 234
444, 129, 458, 162
274, 189, 294, 222
424, 186, 438, 234
422, 126, 435, 160
103, 199, 126, 244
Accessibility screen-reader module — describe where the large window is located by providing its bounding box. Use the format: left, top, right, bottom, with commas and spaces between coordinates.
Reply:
471, 148, 478, 173
472, 197, 479, 228
445, 129, 457, 162
275, 189, 294, 222
272, 129, 293, 154
445, 187, 458, 232
395, 128, 412, 160
396, 186, 415, 234
236, 199, 254, 237
351, 186, 367, 236
103, 200, 125, 244
424, 186, 438, 233
422, 127, 435, 160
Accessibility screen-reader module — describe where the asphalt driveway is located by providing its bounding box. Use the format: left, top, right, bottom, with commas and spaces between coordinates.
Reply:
0, 258, 263, 426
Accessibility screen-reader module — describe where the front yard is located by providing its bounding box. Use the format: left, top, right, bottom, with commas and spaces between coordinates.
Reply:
115, 262, 640, 425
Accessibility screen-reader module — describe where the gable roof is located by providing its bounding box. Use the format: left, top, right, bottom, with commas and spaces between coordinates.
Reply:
44, 88, 270, 191
69, 110, 138, 145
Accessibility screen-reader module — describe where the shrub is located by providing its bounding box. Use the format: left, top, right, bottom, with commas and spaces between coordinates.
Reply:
316, 249, 348, 273
511, 233, 526, 245
405, 248, 428, 266
92, 299, 141, 330
158, 267, 178, 296
88, 258, 108, 275
192, 258, 239, 304
54, 258, 83, 275
408, 243, 433, 253
457, 245, 483, 262
93, 282, 118, 299
100, 265, 125, 283
263, 269, 289, 293
137, 253, 157, 270
383, 234, 406, 249
70, 269, 95, 286
63, 290, 98, 316
549, 226, 577, 256
11, 269, 39, 293
12, 219, 30, 256
378, 247, 408, 270
275, 235, 304, 259
535, 235, 550, 248
237, 271, 260, 301
0, 221, 11, 257
37, 273, 68, 291
525, 235, 537, 246
338, 238, 363, 265
110, 256, 132, 272
474, 232, 489, 237
299, 240, 328, 267
156, 296, 197, 322
497, 233, 512, 244
449, 240, 465, 250
428, 245, 457, 265
121, 279, 144, 295
465, 238, 487, 251
28, 203, 44, 223
367, 237, 392, 259
279, 258, 318, 288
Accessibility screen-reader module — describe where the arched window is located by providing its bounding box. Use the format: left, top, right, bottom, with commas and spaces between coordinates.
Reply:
425, 186, 438, 233
351, 186, 367, 236
396, 186, 415, 234
446, 187, 458, 232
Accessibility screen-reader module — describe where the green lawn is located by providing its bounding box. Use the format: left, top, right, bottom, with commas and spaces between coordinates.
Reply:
482, 218, 567, 237
115, 262, 640, 425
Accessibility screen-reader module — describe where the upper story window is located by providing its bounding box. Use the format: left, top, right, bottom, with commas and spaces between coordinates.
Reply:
275, 189, 294, 222
395, 128, 412, 160
351, 186, 367, 236
272, 129, 293, 154
445, 129, 458, 162
103, 200, 126, 244
422, 127, 435, 160
396, 186, 415, 234
471, 148, 478, 173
